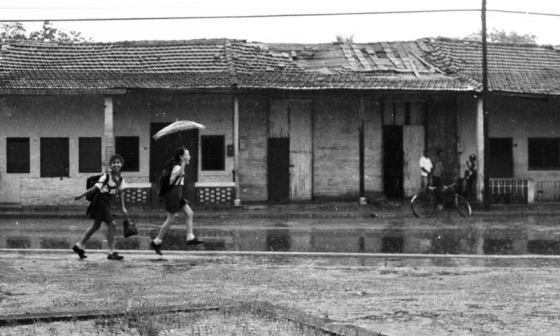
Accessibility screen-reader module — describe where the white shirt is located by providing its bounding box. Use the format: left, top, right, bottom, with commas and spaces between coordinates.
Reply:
169, 165, 184, 186
419, 156, 433, 177
95, 173, 127, 194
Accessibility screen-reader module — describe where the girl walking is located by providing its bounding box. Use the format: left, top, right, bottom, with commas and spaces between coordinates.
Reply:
73, 154, 128, 260
151, 147, 203, 255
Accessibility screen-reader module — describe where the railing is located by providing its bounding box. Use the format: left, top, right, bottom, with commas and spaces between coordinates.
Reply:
489, 179, 533, 204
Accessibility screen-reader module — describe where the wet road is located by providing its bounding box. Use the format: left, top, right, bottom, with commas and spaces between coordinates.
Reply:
2, 213, 560, 256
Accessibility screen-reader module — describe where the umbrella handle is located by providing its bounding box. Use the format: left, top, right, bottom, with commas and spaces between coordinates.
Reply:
178, 132, 185, 148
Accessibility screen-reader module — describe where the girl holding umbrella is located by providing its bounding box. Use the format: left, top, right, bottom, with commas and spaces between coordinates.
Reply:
151, 120, 206, 255
151, 147, 203, 255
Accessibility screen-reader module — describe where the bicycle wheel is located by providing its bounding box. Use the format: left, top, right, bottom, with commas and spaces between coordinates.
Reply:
411, 193, 437, 218
455, 195, 472, 217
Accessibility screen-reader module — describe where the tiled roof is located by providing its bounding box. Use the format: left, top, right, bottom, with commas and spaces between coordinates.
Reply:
0, 38, 474, 92
425, 38, 560, 95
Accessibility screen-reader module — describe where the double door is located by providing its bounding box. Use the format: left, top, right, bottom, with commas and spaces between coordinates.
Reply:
268, 100, 313, 202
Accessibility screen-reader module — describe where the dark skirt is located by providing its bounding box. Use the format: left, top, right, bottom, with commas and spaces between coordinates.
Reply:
165, 186, 188, 213
86, 192, 115, 223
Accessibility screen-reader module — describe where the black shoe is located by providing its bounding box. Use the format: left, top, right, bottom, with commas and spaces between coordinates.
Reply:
72, 245, 87, 259
150, 240, 163, 255
186, 237, 204, 246
107, 252, 124, 260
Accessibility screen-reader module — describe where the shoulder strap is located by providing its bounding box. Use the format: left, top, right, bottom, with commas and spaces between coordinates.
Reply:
170, 165, 181, 185
100, 173, 110, 190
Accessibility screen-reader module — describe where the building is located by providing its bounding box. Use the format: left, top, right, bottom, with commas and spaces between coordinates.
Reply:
1, 37, 558, 207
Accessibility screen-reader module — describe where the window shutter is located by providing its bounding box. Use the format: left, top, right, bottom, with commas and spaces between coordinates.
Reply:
7, 138, 30, 173
115, 136, 139, 172
79, 137, 102, 173
201, 135, 225, 171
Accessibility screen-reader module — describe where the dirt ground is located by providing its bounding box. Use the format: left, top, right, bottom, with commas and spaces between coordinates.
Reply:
1, 252, 560, 336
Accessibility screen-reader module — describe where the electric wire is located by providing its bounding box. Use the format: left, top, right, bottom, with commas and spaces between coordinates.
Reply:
0, 8, 559, 23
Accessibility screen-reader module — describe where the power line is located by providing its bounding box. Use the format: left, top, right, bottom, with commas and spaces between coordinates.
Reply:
0, 9, 481, 23
0, 8, 559, 23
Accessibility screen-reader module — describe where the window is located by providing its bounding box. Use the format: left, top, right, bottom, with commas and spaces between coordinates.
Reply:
41, 138, 69, 177
7, 138, 30, 173
201, 135, 225, 171
79, 137, 102, 173
115, 136, 139, 172
383, 101, 425, 125
528, 138, 560, 170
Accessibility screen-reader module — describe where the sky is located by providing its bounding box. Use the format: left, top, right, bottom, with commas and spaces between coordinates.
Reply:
1, 0, 560, 45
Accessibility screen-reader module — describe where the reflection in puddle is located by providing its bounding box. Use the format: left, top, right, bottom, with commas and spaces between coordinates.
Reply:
5, 217, 560, 256
527, 240, 560, 255
431, 234, 460, 255
266, 229, 291, 251
382, 237, 404, 254
7, 237, 31, 249
483, 239, 514, 255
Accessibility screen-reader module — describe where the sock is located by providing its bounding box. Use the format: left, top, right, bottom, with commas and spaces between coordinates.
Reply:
153, 238, 162, 245
76, 243, 85, 249
187, 234, 195, 241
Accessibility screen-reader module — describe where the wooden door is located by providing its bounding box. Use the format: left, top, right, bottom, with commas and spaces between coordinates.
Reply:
489, 138, 513, 178
268, 138, 290, 201
403, 125, 425, 196
289, 100, 313, 200
150, 123, 199, 202
383, 126, 403, 198
269, 99, 313, 201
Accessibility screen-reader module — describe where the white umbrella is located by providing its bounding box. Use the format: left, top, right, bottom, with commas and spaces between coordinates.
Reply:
152, 120, 206, 146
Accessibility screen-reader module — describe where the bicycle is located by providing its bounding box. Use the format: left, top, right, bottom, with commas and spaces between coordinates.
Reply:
411, 183, 472, 218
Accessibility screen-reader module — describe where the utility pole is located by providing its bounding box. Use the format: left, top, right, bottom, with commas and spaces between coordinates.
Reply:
482, 0, 490, 209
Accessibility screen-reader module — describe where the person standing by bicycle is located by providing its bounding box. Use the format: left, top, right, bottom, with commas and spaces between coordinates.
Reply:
432, 150, 444, 210
419, 150, 433, 192
465, 154, 477, 199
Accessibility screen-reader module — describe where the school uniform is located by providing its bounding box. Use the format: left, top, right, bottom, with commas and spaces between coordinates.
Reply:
165, 164, 187, 213
87, 172, 127, 222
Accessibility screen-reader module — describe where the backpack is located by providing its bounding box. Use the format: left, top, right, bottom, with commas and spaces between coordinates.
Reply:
85, 173, 122, 201
158, 165, 179, 196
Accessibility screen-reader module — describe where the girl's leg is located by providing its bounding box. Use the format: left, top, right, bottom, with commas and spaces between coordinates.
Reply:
156, 212, 177, 241
105, 220, 117, 251
181, 204, 194, 238
105, 220, 124, 260
79, 219, 102, 246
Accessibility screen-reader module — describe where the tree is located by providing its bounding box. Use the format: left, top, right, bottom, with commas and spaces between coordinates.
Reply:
463, 28, 537, 44
1, 21, 92, 43
0, 23, 27, 42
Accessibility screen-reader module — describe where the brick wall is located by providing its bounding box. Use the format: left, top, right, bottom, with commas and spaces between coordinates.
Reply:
364, 100, 384, 198
238, 96, 268, 201
313, 95, 361, 199
20, 177, 82, 206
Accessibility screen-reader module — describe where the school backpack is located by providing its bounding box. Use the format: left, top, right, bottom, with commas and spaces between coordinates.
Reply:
158, 165, 179, 196
85, 173, 121, 201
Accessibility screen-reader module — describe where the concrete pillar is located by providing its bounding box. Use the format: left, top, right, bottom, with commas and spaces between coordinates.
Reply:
476, 97, 484, 202
104, 96, 114, 170
233, 96, 241, 207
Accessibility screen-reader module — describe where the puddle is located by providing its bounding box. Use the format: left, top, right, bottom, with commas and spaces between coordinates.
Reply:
2, 216, 560, 255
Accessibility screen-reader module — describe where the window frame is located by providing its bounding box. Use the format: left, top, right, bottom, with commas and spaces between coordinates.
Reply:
40, 137, 70, 178
6, 137, 30, 174
79, 137, 102, 173
201, 135, 226, 171
115, 136, 140, 172
528, 137, 560, 170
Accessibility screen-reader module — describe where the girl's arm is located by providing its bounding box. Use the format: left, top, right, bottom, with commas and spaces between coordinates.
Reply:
119, 189, 128, 214
74, 186, 98, 200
